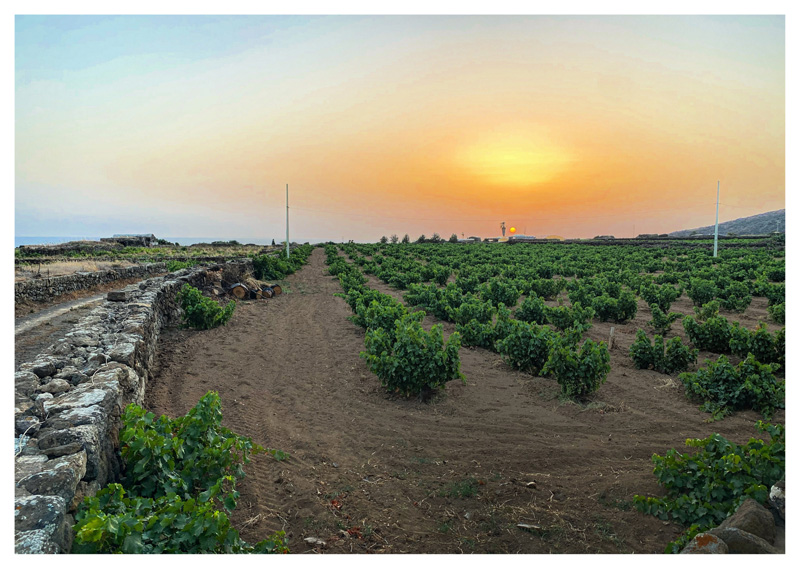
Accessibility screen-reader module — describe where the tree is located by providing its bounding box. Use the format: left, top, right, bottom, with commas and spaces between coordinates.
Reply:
271, 239, 276, 246
401, 234, 410, 244
417, 234, 427, 243
431, 232, 442, 243
379, 235, 388, 244
390, 234, 398, 244
449, 233, 458, 243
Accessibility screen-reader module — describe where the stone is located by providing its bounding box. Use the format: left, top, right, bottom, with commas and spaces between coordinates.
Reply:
35, 392, 54, 402
20, 451, 87, 504
708, 527, 781, 554
718, 498, 776, 544
680, 532, 729, 554
16, 415, 41, 436
70, 480, 101, 512
20, 357, 58, 379
109, 342, 136, 366
15, 370, 41, 397
36, 424, 114, 484
14, 495, 73, 554
41, 442, 84, 458
107, 290, 130, 302
769, 479, 785, 521
37, 378, 72, 395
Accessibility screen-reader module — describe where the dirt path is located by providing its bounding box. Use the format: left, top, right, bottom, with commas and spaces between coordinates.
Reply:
145, 248, 783, 554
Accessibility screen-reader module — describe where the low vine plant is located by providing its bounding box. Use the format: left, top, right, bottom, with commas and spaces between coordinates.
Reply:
177, 284, 235, 330
73, 392, 289, 553
633, 421, 784, 553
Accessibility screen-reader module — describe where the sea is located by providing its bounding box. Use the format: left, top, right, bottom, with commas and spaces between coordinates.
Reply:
14, 236, 316, 248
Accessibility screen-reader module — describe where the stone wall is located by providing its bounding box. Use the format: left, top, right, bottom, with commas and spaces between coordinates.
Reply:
15, 263, 169, 304
14, 259, 254, 553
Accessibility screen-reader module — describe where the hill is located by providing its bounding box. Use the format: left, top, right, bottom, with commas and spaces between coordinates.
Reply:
669, 209, 785, 237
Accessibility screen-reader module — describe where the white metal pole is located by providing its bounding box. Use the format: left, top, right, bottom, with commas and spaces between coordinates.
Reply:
285, 184, 290, 259
713, 180, 720, 258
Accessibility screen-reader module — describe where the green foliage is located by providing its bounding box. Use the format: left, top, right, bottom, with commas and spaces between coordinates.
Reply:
528, 278, 565, 300
647, 304, 681, 336
544, 301, 594, 331
177, 284, 235, 330
73, 392, 288, 554
252, 244, 312, 280
717, 280, 752, 313
633, 421, 784, 553
591, 290, 638, 323
361, 313, 464, 397
166, 260, 198, 272
728, 322, 784, 366
515, 295, 547, 324
679, 354, 784, 420
693, 300, 720, 321
682, 315, 731, 353
543, 338, 610, 399
479, 278, 520, 308
495, 320, 554, 375
449, 296, 495, 326
629, 330, 698, 375
768, 302, 785, 324
640, 283, 680, 312
686, 278, 718, 306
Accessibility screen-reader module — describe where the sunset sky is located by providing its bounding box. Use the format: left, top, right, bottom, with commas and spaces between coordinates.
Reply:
14, 14, 785, 242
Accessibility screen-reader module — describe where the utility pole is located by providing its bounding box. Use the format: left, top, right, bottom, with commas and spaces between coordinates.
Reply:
713, 180, 720, 258
285, 184, 290, 259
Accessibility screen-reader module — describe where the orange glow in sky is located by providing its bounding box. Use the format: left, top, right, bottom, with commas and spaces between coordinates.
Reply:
15, 15, 785, 241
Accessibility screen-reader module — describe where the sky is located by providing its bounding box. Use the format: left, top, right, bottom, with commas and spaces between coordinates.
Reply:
14, 14, 785, 241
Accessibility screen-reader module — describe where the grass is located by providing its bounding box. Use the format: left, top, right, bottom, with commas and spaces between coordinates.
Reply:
439, 478, 481, 499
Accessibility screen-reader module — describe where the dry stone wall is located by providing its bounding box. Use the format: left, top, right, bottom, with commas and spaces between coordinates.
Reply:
14, 259, 253, 554
15, 263, 169, 304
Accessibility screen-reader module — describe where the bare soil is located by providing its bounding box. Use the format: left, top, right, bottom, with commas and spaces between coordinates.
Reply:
145, 248, 785, 554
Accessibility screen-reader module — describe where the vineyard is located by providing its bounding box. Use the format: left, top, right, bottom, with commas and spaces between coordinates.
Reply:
145, 241, 784, 553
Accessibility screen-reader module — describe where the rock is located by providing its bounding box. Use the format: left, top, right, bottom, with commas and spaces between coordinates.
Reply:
16, 415, 41, 436
19, 451, 87, 504
681, 532, 729, 554
708, 527, 780, 554
70, 480, 101, 512
14, 495, 72, 553
35, 392, 54, 402
107, 290, 130, 302
718, 498, 775, 544
41, 442, 84, 458
20, 357, 58, 379
15, 371, 41, 397
769, 479, 785, 521
37, 378, 71, 395
108, 342, 136, 366
36, 424, 115, 484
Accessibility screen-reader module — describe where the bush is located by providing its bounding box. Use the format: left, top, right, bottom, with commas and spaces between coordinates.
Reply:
686, 278, 718, 306
729, 322, 784, 366
629, 330, 697, 374
515, 295, 547, 324
640, 283, 680, 312
718, 280, 752, 312
543, 337, 610, 399
679, 354, 784, 420
634, 421, 784, 553
178, 285, 235, 330
361, 313, 464, 397
166, 260, 198, 272
72, 392, 288, 554
528, 278, 565, 300
592, 290, 637, 323
449, 296, 495, 326
495, 320, 554, 375
693, 300, 720, 321
682, 315, 731, 353
479, 278, 520, 308
544, 302, 594, 331
768, 302, 785, 324
647, 304, 681, 336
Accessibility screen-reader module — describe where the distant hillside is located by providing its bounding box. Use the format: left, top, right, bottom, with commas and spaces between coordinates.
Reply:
669, 209, 785, 237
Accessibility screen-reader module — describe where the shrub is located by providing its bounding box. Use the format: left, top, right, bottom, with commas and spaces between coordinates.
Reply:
495, 320, 554, 375
640, 283, 680, 312
718, 281, 752, 313
361, 314, 464, 397
515, 295, 547, 324
682, 315, 731, 353
693, 299, 720, 321
768, 302, 785, 324
528, 278, 565, 300
72, 392, 288, 554
543, 337, 610, 399
592, 290, 638, 323
679, 354, 784, 420
479, 278, 520, 308
629, 330, 697, 374
729, 322, 784, 366
544, 302, 594, 331
647, 304, 681, 336
449, 296, 495, 326
634, 421, 784, 553
166, 260, 198, 272
686, 278, 718, 306
177, 285, 235, 330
